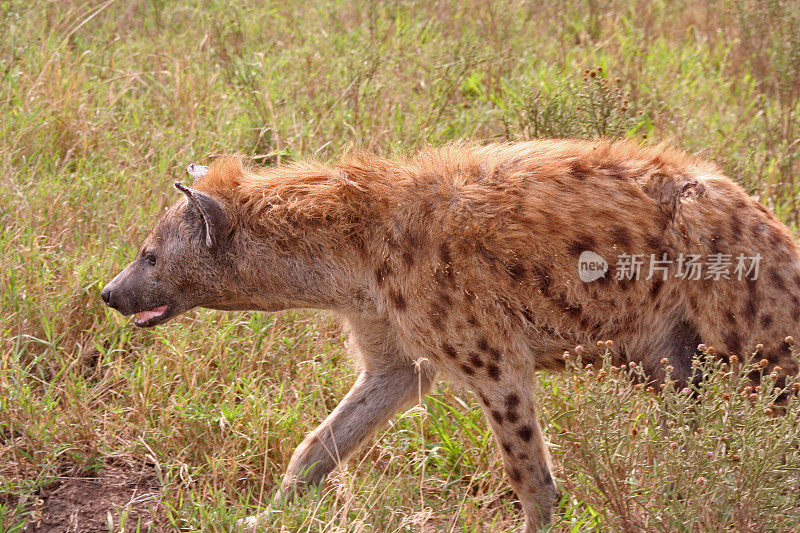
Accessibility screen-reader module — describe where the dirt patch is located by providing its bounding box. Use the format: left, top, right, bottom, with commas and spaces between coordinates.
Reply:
23, 463, 160, 533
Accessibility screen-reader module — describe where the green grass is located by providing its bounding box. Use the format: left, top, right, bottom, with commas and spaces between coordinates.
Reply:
2, 0, 800, 531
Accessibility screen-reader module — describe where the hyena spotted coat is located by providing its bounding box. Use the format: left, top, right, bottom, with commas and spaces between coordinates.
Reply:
102, 139, 800, 531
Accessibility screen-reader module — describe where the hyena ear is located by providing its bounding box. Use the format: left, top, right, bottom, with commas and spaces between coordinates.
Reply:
174, 182, 227, 249
186, 163, 210, 182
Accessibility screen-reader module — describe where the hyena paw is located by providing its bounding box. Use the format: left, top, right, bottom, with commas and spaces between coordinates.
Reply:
235, 509, 274, 532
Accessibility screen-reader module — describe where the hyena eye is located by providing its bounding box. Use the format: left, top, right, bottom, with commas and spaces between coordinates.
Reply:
145, 253, 157, 266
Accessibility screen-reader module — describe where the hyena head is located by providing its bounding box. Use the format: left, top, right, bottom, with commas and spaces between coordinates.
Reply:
101, 164, 236, 327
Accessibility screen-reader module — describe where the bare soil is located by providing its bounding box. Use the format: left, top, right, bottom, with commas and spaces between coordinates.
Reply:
21, 463, 160, 533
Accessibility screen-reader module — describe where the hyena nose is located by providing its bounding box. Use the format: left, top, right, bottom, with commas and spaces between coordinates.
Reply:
101, 286, 113, 307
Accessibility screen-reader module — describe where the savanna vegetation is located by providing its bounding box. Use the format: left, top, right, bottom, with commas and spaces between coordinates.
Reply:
2, 1, 800, 531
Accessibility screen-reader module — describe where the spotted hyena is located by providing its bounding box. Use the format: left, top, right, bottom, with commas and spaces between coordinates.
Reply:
101, 140, 799, 531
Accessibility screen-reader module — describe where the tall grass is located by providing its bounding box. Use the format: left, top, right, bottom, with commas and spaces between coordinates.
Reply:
2, 1, 800, 531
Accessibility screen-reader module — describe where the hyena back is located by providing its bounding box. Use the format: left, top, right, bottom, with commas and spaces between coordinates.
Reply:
102, 139, 800, 531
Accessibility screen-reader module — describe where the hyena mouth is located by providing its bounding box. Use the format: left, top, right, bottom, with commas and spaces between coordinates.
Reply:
134, 305, 170, 327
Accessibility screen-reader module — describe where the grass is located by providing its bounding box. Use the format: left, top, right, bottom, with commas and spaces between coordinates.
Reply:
2, 0, 800, 531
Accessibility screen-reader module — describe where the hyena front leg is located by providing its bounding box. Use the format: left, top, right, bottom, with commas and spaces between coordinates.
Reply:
473, 373, 559, 532
240, 318, 434, 531
278, 314, 434, 501
278, 363, 434, 500
240, 366, 432, 531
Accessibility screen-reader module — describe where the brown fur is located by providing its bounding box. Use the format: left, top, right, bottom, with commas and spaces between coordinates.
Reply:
104, 139, 800, 531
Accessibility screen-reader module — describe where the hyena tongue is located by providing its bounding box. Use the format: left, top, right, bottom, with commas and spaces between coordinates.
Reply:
135, 305, 168, 322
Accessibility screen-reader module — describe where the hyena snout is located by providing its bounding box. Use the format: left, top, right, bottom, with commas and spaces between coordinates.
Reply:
100, 265, 142, 316
100, 285, 113, 306
100, 279, 134, 314
101, 263, 176, 328
101, 266, 132, 312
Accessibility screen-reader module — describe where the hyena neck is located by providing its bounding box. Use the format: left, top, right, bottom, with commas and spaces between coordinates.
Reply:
226, 208, 380, 315
204, 156, 408, 315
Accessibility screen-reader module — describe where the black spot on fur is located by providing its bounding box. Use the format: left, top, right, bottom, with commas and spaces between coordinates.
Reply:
539, 322, 559, 338
709, 237, 725, 255
518, 425, 533, 442
568, 235, 596, 256
522, 306, 534, 323
488, 347, 502, 361
468, 352, 484, 368
508, 467, 522, 483
390, 290, 406, 311
442, 343, 457, 359
506, 260, 527, 281
531, 265, 552, 296
434, 243, 456, 285
350, 234, 368, 258
385, 231, 399, 250
487, 364, 501, 381
616, 277, 632, 292
491, 410, 504, 424
501, 441, 512, 454
506, 411, 519, 424
725, 331, 741, 354
537, 464, 554, 486
439, 243, 453, 270
438, 289, 453, 308
375, 262, 391, 285
429, 302, 448, 330
477, 337, 489, 352
600, 162, 628, 179
403, 230, 420, 249
770, 269, 786, 290
460, 364, 474, 375
646, 235, 664, 251
402, 250, 415, 267
761, 314, 773, 328
419, 197, 436, 220
476, 242, 497, 265
731, 217, 742, 240
569, 160, 593, 180
650, 279, 663, 298
553, 293, 582, 317
505, 394, 520, 408
477, 391, 491, 406
610, 225, 632, 247
755, 203, 770, 215
724, 311, 736, 325
744, 278, 758, 321
751, 221, 767, 237
744, 298, 758, 321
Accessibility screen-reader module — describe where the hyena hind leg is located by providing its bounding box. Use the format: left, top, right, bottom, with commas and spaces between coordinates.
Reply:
473, 376, 560, 532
